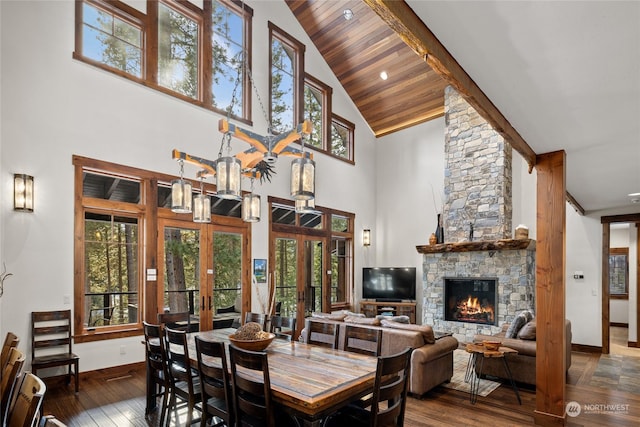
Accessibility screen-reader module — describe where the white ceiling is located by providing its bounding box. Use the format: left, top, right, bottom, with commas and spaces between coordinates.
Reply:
407, 0, 640, 213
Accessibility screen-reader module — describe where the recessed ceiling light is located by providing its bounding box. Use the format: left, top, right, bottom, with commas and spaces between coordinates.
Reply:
343, 9, 353, 21
380, 71, 388, 80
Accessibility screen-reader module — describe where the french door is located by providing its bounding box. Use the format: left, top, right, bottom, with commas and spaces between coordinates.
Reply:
272, 233, 325, 337
157, 218, 249, 331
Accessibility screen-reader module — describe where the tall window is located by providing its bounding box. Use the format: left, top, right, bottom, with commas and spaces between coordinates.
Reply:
74, 0, 253, 121
609, 247, 629, 298
269, 22, 304, 134
304, 74, 331, 150
331, 114, 355, 162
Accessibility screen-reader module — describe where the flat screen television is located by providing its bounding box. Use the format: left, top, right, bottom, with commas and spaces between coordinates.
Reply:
362, 267, 417, 301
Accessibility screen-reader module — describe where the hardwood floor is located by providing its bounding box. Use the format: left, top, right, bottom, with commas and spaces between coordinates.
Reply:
42, 351, 640, 427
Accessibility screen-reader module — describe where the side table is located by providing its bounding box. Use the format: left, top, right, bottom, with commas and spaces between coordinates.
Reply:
464, 343, 521, 405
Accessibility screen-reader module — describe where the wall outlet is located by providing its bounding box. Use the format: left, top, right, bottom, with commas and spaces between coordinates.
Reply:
120, 345, 126, 355
63, 295, 71, 305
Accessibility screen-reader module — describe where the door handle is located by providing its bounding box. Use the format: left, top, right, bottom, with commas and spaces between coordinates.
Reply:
202, 296, 205, 311
208, 296, 212, 310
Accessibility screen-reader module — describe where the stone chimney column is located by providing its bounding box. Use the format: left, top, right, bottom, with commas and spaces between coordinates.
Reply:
443, 86, 512, 242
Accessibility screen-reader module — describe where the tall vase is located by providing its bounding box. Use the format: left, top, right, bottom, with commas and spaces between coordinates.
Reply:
435, 214, 444, 244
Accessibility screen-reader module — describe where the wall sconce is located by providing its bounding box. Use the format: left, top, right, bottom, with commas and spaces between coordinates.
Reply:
363, 229, 371, 246
14, 174, 34, 212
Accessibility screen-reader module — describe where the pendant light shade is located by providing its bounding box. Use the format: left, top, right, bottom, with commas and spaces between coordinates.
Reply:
171, 178, 192, 213
193, 194, 211, 223
216, 155, 242, 200
290, 156, 315, 200
295, 197, 315, 214
242, 192, 261, 222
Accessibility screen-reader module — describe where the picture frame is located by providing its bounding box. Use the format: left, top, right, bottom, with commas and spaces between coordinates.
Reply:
253, 259, 267, 283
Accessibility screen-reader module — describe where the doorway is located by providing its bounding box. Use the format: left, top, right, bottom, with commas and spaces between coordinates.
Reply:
271, 233, 325, 337
601, 215, 640, 354
157, 218, 250, 332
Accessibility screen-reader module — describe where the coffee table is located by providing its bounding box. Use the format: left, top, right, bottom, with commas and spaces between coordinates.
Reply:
464, 343, 521, 405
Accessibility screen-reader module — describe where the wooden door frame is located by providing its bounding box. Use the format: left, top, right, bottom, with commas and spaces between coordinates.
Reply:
601, 214, 640, 353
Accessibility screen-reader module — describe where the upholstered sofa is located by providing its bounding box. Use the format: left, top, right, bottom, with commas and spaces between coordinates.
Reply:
301, 314, 459, 396
472, 318, 572, 386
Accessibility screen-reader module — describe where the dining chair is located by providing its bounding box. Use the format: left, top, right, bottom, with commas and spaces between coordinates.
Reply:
164, 326, 202, 426
244, 312, 268, 331
344, 325, 382, 357
229, 345, 275, 427
158, 311, 193, 332
4, 372, 46, 427
269, 315, 296, 341
142, 321, 170, 426
1, 332, 19, 370
195, 336, 234, 427
303, 319, 339, 349
31, 310, 79, 393
327, 347, 413, 427
1, 347, 26, 424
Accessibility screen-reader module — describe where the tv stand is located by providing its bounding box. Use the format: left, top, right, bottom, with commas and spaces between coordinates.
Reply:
360, 301, 416, 324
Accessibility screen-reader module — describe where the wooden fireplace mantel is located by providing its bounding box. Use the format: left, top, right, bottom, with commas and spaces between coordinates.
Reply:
416, 238, 535, 254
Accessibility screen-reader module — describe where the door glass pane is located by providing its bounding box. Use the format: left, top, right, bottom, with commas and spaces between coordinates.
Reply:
304, 240, 323, 316
275, 238, 297, 317
163, 227, 200, 323
213, 231, 242, 327
331, 238, 348, 304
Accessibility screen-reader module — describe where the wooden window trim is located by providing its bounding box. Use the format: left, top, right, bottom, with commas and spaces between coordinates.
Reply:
304, 73, 332, 154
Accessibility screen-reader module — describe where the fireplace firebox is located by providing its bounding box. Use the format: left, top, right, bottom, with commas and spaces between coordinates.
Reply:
444, 277, 497, 325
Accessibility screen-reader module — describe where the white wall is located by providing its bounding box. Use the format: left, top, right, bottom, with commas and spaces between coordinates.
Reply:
0, 0, 376, 372
373, 118, 445, 323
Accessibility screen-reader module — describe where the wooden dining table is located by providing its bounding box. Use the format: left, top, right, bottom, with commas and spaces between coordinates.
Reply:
186, 328, 378, 427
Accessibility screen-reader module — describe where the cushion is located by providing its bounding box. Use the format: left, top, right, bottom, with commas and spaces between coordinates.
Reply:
375, 314, 410, 324
311, 312, 347, 321
505, 310, 534, 338
344, 315, 380, 325
517, 320, 537, 340
380, 320, 435, 344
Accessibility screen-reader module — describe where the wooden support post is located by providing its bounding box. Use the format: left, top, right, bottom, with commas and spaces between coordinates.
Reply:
535, 151, 567, 426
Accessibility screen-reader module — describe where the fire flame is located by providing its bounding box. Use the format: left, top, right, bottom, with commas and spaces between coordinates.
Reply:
457, 295, 494, 323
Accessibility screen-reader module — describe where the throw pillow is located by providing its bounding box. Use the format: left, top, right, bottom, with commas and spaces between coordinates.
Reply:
517, 320, 537, 340
344, 315, 380, 325
505, 310, 534, 338
380, 320, 435, 344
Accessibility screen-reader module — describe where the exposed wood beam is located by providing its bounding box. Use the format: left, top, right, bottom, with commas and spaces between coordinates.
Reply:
535, 151, 567, 426
375, 106, 444, 137
565, 191, 585, 216
363, 0, 537, 170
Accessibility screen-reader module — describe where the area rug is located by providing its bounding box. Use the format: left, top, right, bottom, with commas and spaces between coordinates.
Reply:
441, 349, 502, 396
589, 353, 640, 394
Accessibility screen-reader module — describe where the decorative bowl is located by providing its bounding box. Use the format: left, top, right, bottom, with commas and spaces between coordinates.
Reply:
483, 340, 501, 351
228, 333, 276, 351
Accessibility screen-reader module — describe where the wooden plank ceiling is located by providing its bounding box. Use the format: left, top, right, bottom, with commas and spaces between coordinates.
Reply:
286, 0, 448, 137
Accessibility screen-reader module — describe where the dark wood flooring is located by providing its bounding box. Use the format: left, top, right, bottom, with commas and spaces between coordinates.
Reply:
41, 351, 640, 426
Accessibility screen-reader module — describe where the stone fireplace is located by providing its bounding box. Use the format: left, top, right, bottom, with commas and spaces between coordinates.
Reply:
418, 87, 535, 343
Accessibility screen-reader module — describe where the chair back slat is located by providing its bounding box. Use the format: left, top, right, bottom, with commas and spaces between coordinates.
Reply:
229, 344, 274, 427
304, 319, 339, 349
244, 312, 268, 331
158, 312, 193, 332
344, 325, 382, 357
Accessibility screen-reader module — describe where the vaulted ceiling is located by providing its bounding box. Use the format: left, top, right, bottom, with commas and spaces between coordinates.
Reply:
286, 0, 640, 214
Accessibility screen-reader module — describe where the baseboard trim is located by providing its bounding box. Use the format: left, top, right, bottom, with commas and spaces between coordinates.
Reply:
39, 361, 146, 386
629, 341, 639, 348
610, 322, 628, 328
571, 343, 602, 353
